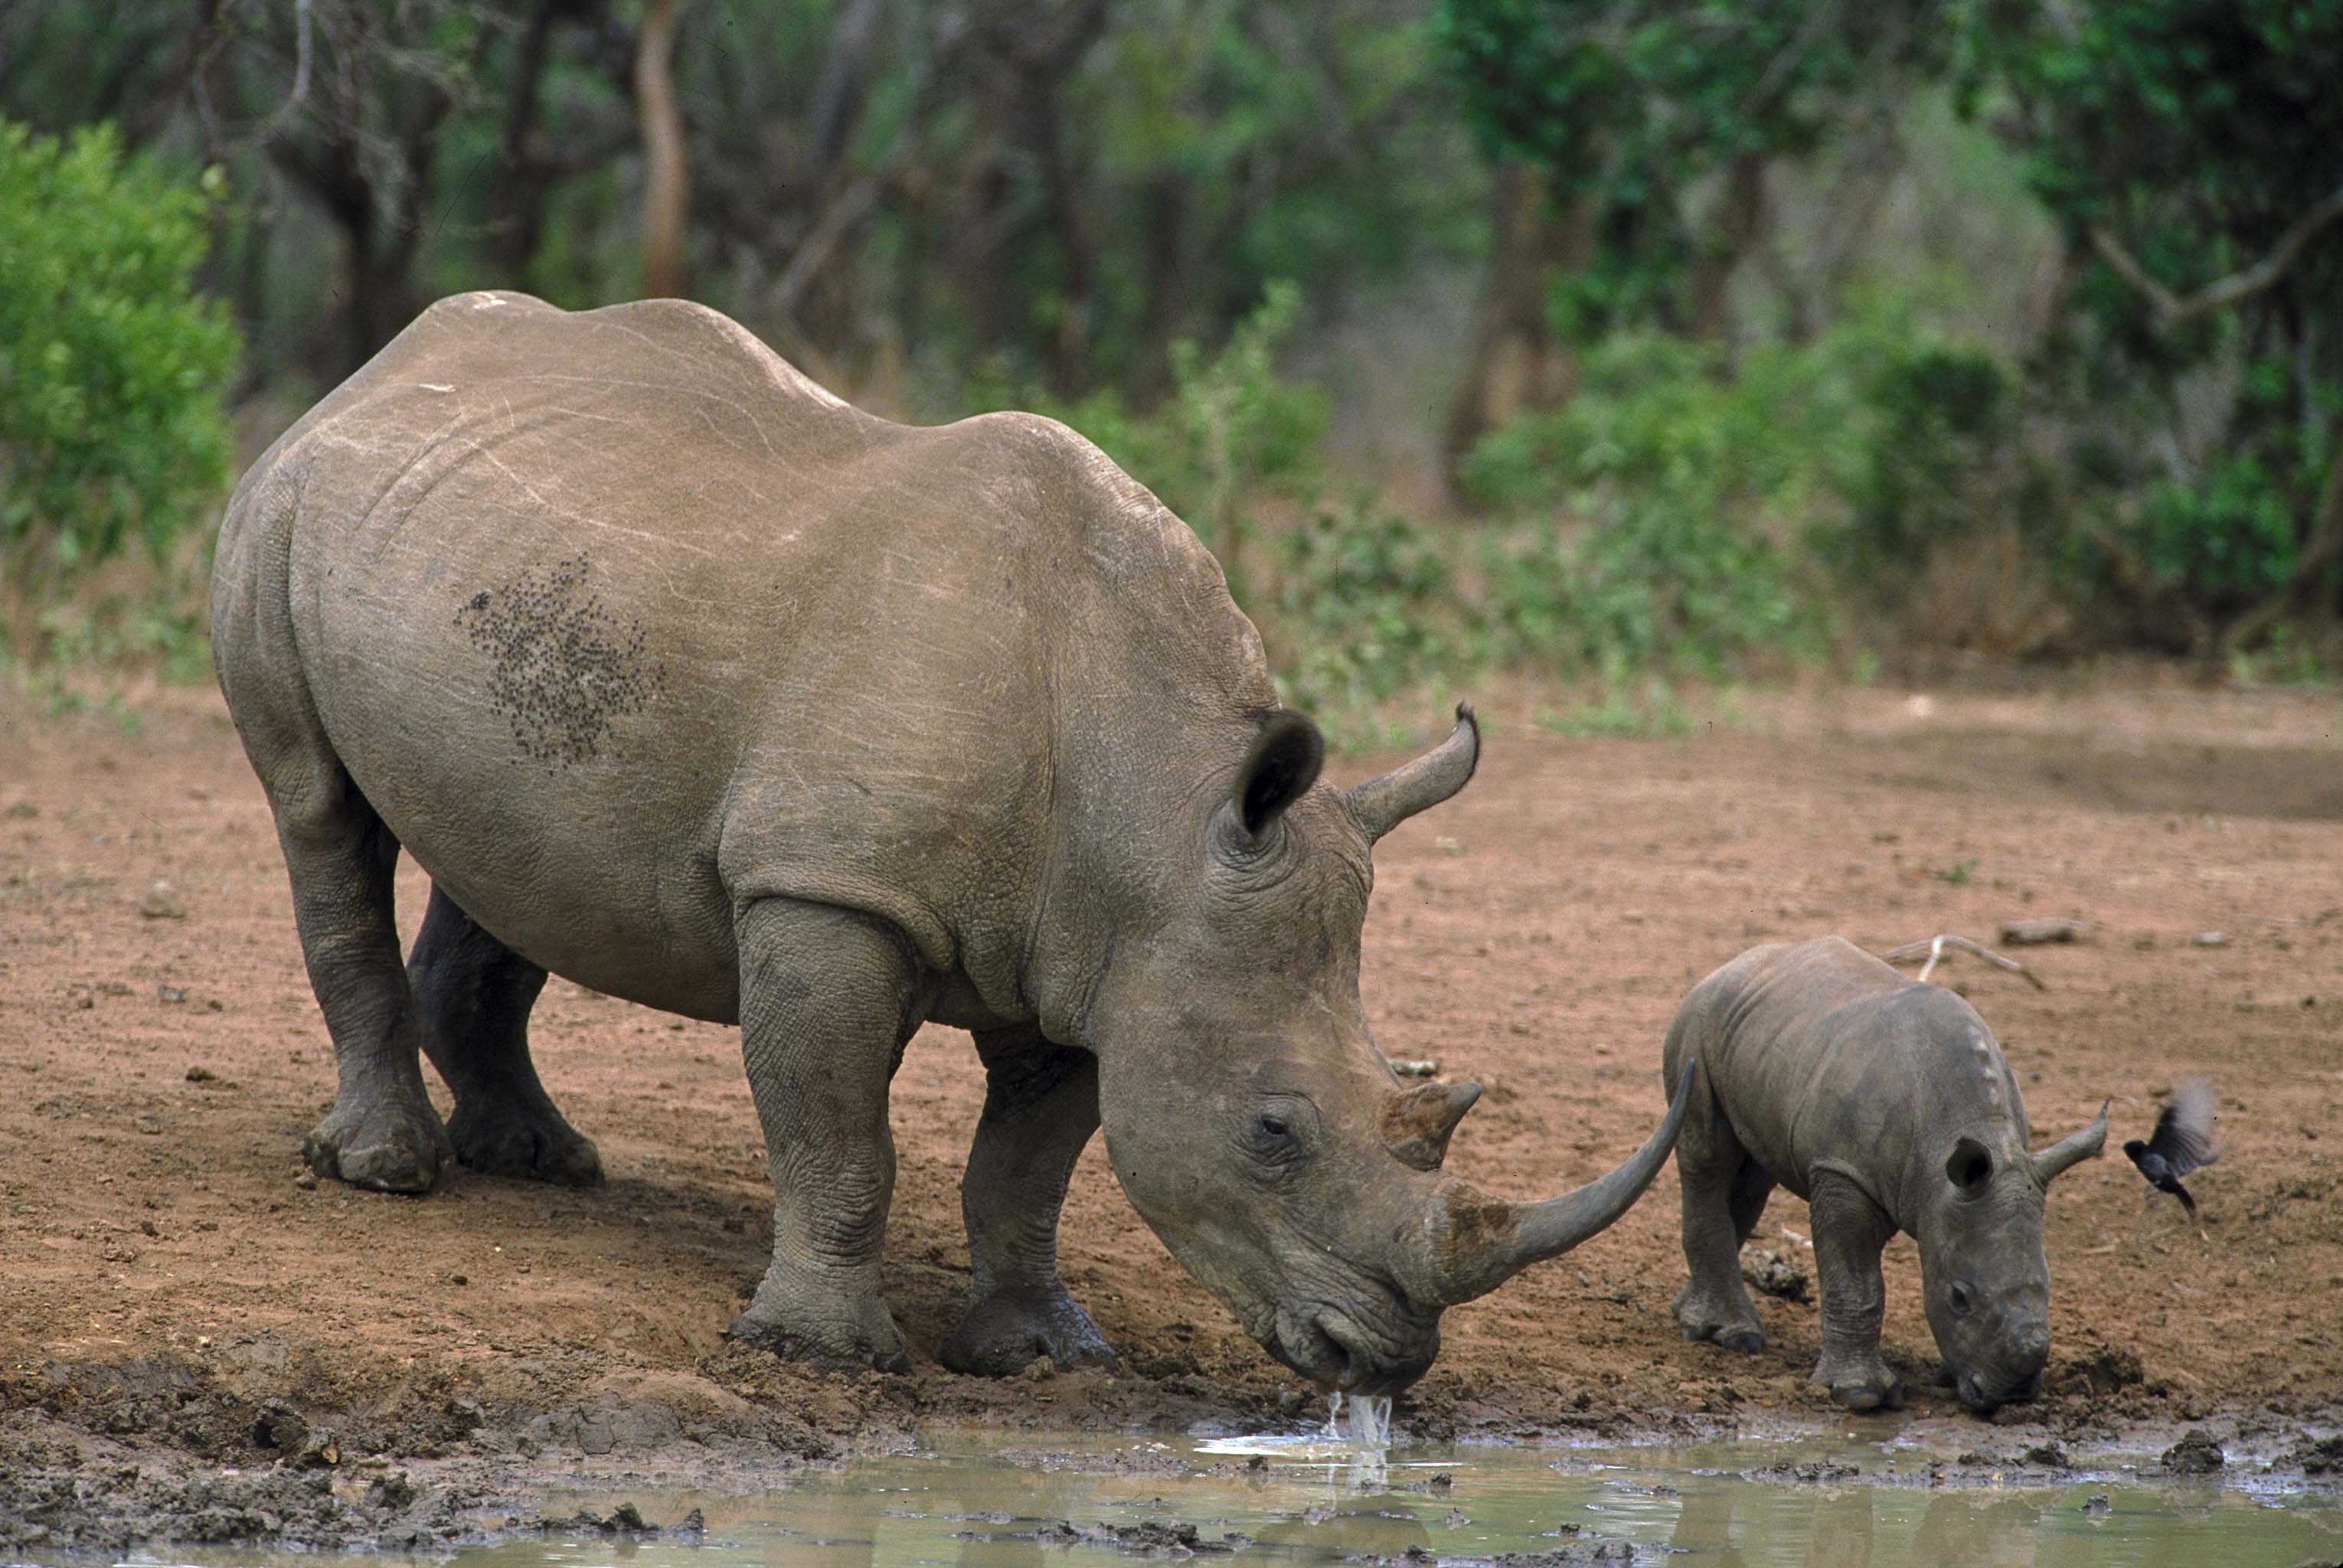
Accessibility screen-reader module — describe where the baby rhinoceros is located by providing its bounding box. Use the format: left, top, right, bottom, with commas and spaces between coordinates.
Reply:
1662, 938, 2106, 1413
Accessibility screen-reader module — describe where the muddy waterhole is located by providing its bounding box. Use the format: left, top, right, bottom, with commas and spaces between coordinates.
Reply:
39, 1414, 2342, 1568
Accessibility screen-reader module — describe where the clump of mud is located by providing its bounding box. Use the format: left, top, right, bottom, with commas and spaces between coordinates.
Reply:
2285, 1434, 2343, 1475
1033, 1517, 1244, 1554
2162, 1429, 2226, 1475
1356, 1529, 1644, 1566
0, 1426, 492, 1556
0, 1348, 838, 1552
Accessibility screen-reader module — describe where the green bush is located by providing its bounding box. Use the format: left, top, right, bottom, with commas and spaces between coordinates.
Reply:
2113, 358, 2334, 619
979, 286, 1463, 742
0, 120, 239, 590
1465, 292, 2028, 678
1463, 333, 1839, 678
977, 283, 1328, 601
1275, 498, 1453, 724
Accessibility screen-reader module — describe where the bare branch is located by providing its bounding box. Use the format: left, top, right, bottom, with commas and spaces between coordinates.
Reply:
1878, 934, 2047, 991
2089, 180, 2343, 328
767, 174, 877, 318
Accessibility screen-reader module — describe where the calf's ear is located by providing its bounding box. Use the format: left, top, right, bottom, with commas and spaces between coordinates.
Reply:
1946, 1135, 1995, 1197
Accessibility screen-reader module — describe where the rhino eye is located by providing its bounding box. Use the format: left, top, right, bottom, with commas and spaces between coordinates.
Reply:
1247, 1111, 1305, 1168
1949, 1282, 1975, 1318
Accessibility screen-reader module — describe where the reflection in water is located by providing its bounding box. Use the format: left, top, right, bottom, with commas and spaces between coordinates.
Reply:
1914, 1489, 2045, 1568
1671, 1475, 1753, 1568
1809, 1485, 1878, 1566
1667, 1472, 1874, 1566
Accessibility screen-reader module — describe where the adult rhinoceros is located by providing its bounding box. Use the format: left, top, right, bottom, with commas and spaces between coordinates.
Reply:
212, 292, 1690, 1391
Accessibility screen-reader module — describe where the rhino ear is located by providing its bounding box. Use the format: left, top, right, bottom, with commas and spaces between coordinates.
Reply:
1946, 1135, 1995, 1197
1233, 710, 1325, 837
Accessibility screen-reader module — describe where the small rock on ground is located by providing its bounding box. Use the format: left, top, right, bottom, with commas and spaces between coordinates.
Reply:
1740, 1246, 1809, 1302
2001, 918, 2085, 945
138, 883, 187, 920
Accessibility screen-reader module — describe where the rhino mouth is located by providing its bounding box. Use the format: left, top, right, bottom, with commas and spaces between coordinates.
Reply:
1264, 1309, 1355, 1391
1956, 1366, 2043, 1413
1265, 1306, 1437, 1397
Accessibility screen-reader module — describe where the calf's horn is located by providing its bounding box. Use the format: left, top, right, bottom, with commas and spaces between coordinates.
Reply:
2030, 1099, 2109, 1185
1346, 706, 1479, 841
1423, 1060, 1697, 1307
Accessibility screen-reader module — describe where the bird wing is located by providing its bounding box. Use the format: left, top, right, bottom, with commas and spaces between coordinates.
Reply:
2146, 1076, 2219, 1176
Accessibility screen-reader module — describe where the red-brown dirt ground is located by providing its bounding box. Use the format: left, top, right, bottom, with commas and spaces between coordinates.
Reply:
3, 677, 2340, 1544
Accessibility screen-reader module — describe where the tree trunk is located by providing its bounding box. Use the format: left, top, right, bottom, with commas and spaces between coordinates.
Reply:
635, 0, 689, 299
494, 0, 567, 284
1687, 150, 1769, 345
1127, 169, 1192, 406
1443, 164, 1591, 500
1034, 93, 1095, 400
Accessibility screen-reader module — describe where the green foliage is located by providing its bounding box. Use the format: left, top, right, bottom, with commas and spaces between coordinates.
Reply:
1959, 0, 2343, 635
982, 283, 1329, 596
0, 120, 238, 587
1275, 499, 1454, 724
1466, 333, 1835, 678
1536, 678, 1698, 738
979, 286, 1454, 737
1463, 292, 2037, 675
1436, 0, 1949, 333
1833, 341, 2011, 580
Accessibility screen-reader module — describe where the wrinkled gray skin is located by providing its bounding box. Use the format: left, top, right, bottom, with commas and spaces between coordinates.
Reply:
1661, 937, 2106, 1414
211, 292, 1694, 1394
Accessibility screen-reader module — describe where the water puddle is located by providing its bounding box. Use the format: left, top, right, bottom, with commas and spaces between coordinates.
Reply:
51, 1427, 2343, 1566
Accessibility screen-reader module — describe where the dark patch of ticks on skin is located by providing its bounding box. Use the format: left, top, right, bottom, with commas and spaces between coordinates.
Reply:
453, 553, 667, 769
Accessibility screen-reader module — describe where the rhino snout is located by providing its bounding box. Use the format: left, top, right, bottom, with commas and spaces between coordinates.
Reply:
1955, 1322, 2049, 1412
1265, 1305, 1439, 1396
1956, 1364, 2044, 1413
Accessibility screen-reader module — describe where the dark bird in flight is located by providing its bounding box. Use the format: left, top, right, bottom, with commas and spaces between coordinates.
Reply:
2123, 1076, 2220, 1216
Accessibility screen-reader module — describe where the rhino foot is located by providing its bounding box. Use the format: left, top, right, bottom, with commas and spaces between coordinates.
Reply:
446, 1099, 603, 1187
302, 1096, 452, 1194
940, 1286, 1117, 1377
1672, 1285, 1764, 1353
1812, 1354, 1901, 1413
728, 1282, 910, 1374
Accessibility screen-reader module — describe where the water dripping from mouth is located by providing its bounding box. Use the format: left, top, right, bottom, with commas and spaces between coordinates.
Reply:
1322, 1391, 1393, 1449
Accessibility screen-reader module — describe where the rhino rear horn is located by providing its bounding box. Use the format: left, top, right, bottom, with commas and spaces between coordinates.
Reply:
1346, 706, 1479, 841
1384, 1080, 1482, 1171
2030, 1099, 2109, 1186
1424, 1059, 1694, 1306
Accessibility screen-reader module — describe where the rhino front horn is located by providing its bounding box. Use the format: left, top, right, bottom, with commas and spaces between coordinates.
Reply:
1423, 1060, 1697, 1307
1346, 705, 1479, 841
2031, 1099, 2110, 1185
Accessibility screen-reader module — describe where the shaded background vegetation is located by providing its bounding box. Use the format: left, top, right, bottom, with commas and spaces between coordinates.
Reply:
3, 0, 2340, 736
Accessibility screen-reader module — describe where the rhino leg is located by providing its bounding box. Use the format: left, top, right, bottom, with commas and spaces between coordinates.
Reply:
727, 897, 929, 1373
408, 885, 601, 1186
940, 1028, 1116, 1377
273, 763, 452, 1193
1671, 1073, 1768, 1352
1808, 1169, 1900, 1411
